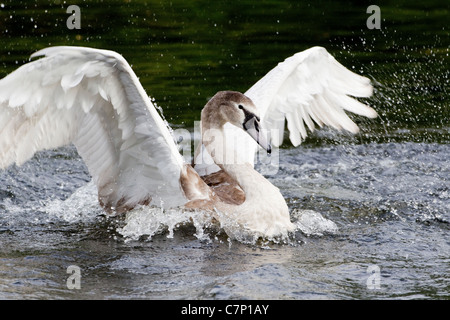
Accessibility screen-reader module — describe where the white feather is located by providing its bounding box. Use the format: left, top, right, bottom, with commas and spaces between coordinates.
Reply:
0, 46, 187, 210
246, 46, 377, 147
195, 47, 377, 175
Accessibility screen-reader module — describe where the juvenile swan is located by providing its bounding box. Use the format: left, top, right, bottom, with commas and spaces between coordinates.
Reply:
0, 46, 377, 238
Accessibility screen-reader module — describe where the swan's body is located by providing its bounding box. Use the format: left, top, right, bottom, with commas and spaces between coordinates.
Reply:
0, 46, 377, 238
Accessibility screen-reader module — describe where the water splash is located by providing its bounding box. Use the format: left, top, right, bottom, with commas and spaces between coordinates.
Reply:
292, 209, 339, 236
117, 206, 216, 242
4, 177, 338, 245
41, 181, 101, 223
115, 203, 339, 244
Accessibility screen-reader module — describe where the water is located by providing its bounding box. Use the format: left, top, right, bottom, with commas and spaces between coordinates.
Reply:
0, 0, 449, 300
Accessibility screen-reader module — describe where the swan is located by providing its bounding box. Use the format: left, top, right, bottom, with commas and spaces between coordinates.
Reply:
0, 46, 377, 238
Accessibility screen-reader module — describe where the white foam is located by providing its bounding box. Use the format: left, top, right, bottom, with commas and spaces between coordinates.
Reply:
35, 181, 339, 242
41, 181, 102, 223
117, 206, 216, 242
292, 209, 339, 236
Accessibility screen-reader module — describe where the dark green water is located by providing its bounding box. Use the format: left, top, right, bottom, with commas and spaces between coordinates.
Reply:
0, 0, 448, 300
1, 0, 448, 134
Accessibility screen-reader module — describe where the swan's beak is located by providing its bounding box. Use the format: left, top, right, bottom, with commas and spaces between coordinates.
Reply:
243, 116, 272, 154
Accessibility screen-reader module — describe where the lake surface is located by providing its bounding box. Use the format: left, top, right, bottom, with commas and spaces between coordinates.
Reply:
0, 0, 448, 300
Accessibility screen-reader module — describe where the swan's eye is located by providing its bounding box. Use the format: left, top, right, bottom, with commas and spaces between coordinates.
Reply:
238, 105, 244, 110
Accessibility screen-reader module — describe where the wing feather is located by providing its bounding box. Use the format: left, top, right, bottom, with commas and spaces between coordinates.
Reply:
245, 46, 377, 149
194, 47, 378, 176
0, 46, 187, 211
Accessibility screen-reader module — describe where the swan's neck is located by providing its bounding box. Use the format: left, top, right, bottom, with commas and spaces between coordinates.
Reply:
202, 125, 272, 201
224, 163, 271, 202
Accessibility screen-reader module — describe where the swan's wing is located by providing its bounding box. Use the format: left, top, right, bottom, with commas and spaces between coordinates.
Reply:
195, 47, 377, 174
246, 46, 377, 148
0, 46, 187, 211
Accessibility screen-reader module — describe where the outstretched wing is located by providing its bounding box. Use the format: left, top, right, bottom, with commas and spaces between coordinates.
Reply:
246, 46, 377, 148
202, 46, 377, 171
0, 46, 187, 211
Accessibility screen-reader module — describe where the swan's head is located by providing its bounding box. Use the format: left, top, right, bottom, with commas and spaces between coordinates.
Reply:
202, 91, 271, 153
